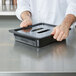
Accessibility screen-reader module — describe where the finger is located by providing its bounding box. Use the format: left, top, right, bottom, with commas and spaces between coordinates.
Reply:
53, 29, 60, 39
24, 22, 32, 27
61, 34, 67, 41
20, 23, 28, 27
57, 32, 64, 41
20, 24, 23, 27
20, 22, 24, 27
20, 25, 26, 27
51, 28, 56, 35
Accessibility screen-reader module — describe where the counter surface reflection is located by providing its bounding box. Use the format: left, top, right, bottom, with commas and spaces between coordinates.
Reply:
0, 26, 76, 72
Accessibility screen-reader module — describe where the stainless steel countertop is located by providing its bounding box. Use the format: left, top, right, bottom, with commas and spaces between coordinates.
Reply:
0, 25, 76, 72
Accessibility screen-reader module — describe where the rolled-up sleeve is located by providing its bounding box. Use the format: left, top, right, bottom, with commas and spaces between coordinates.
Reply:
66, 0, 76, 17
16, 0, 31, 21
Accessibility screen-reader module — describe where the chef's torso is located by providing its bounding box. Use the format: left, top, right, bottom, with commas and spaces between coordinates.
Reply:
30, 0, 68, 25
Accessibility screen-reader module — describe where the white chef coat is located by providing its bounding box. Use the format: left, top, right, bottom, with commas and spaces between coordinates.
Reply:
16, 0, 76, 25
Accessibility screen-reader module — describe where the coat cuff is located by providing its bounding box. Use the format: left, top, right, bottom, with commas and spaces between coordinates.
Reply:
66, 3, 76, 17
16, 8, 31, 21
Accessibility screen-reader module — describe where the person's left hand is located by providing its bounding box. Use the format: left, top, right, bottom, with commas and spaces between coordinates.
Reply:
51, 24, 70, 41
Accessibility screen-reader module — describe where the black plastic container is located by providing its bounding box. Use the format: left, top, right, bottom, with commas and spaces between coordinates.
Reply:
9, 23, 57, 48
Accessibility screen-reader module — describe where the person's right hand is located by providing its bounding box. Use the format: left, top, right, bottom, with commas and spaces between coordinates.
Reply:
20, 16, 32, 27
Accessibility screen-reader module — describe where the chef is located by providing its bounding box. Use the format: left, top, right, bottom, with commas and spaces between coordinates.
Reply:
16, 0, 76, 41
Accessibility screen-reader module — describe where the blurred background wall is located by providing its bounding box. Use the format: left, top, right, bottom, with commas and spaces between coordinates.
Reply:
0, 0, 20, 28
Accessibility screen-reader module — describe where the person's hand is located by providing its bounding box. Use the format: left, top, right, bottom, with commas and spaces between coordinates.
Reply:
20, 16, 32, 27
51, 24, 70, 41
51, 14, 76, 41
